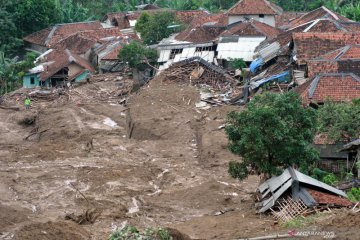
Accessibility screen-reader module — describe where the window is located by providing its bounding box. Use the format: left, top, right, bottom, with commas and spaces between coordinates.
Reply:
169, 48, 183, 59
259, 14, 265, 18
30, 77, 35, 85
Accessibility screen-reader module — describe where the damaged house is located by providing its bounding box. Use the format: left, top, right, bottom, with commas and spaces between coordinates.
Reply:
23, 49, 95, 88
257, 167, 352, 222
157, 13, 227, 70
217, 19, 282, 63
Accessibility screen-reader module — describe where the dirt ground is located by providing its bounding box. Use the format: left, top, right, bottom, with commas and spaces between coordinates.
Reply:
0, 74, 359, 240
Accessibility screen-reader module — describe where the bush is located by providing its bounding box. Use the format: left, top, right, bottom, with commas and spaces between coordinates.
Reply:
347, 187, 360, 202
109, 225, 172, 240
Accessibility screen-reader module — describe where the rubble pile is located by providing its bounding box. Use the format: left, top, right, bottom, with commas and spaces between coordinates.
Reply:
160, 57, 235, 91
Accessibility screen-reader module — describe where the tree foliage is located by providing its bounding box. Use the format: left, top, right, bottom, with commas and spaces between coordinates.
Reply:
60, 0, 89, 23
317, 99, 360, 142
225, 92, 319, 180
118, 41, 158, 70
0, 51, 36, 95
135, 11, 180, 45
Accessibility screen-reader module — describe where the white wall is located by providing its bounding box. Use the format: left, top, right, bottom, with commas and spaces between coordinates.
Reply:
158, 46, 215, 70
217, 37, 266, 62
229, 15, 276, 27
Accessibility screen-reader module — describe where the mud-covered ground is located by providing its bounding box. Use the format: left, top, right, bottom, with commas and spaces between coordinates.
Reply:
0, 75, 358, 240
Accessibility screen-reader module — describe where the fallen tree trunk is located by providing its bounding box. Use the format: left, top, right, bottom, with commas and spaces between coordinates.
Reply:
0, 105, 20, 111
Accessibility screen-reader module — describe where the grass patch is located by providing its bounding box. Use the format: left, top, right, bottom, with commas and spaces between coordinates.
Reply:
281, 213, 323, 228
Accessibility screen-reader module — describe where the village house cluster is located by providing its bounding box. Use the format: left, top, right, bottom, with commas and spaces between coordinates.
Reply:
21, 0, 360, 107
16, 0, 360, 226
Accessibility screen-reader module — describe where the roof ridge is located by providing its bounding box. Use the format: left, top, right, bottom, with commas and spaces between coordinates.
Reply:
55, 21, 100, 27
321, 6, 339, 20
45, 26, 58, 46
334, 45, 351, 60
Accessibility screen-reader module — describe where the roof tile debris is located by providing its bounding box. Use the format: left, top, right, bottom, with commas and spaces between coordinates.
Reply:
227, 0, 283, 15
296, 73, 360, 104
24, 21, 103, 48
307, 189, 353, 207
257, 167, 349, 214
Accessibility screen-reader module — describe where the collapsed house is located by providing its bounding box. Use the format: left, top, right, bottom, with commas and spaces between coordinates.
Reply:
257, 167, 352, 222
160, 56, 234, 90
23, 49, 95, 88
157, 13, 226, 70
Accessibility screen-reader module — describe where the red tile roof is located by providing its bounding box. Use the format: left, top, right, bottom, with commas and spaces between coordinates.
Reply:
53, 34, 97, 55
297, 73, 360, 104
101, 44, 123, 61
227, 0, 283, 15
293, 32, 360, 64
307, 189, 353, 207
175, 13, 227, 43
316, 45, 360, 60
221, 19, 282, 39
24, 21, 103, 48
275, 12, 306, 29
52, 27, 125, 55
38, 49, 95, 81
288, 6, 350, 29
176, 10, 209, 24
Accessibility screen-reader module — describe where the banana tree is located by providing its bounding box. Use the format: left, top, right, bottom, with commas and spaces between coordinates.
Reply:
0, 51, 18, 95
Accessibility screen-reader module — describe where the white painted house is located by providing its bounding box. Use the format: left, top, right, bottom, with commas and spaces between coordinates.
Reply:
217, 20, 281, 62
226, 0, 283, 27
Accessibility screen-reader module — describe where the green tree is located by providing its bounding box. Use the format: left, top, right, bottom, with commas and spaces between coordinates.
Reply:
317, 100, 360, 142
0, 1, 22, 54
226, 92, 319, 180
0, 51, 18, 94
118, 41, 158, 70
60, 0, 89, 23
135, 11, 180, 45
11, 0, 62, 36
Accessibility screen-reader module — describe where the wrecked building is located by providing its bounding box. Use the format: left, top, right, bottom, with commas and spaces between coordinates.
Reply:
23, 49, 95, 88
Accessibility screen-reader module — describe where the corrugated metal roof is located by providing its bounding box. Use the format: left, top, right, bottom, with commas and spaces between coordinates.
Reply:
257, 167, 348, 213
256, 41, 281, 62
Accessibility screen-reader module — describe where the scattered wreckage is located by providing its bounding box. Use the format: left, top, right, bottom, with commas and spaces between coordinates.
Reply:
256, 167, 354, 223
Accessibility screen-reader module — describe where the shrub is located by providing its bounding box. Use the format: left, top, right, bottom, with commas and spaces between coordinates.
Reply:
109, 225, 172, 240
347, 187, 360, 202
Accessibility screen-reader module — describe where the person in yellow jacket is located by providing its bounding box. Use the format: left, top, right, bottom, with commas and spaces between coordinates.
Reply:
24, 97, 31, 110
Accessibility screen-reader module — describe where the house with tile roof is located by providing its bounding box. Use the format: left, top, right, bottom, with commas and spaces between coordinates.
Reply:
292, 32, 360, 66
295, 73, 360, 105
307, 45, 360, 79
23, 49, 95, 88
226, 0, 283, 27
23, 21, 103, 53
